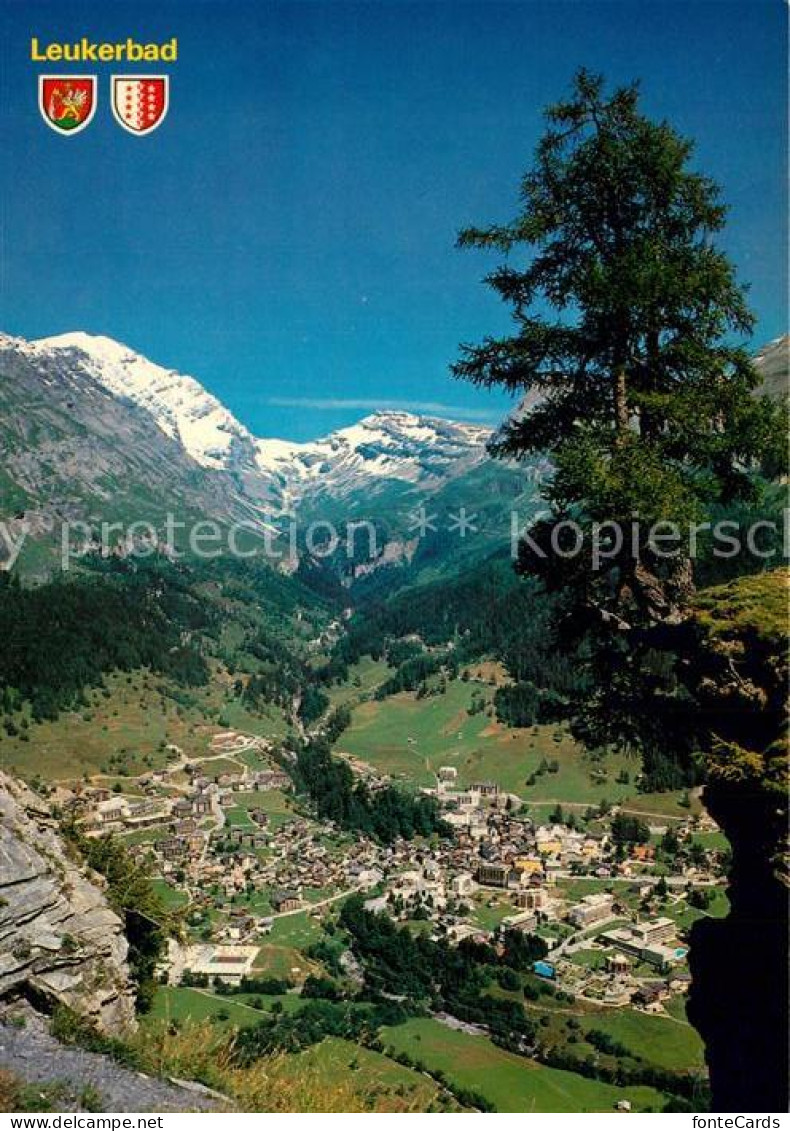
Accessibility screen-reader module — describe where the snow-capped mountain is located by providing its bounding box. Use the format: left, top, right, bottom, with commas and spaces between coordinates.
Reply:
6, 327, 780, 581
0, 329, 514, 578
253, 413, 491, 506
33, 332, 258, 473
753, 334, 789, 402
0, 330, 261, 561
29, 332, 493, 509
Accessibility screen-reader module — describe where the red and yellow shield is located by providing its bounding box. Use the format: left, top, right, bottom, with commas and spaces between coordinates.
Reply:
111, 76, 169, 135
39, 76, 97, 135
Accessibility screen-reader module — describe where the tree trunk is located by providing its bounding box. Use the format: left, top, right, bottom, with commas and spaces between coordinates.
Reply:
641, 327, 661, 439
614, 365, 628, 438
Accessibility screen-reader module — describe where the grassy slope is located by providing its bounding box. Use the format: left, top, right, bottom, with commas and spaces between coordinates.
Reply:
382, 1017, 668, 1112
326, 658, 392, 708
149, 986, 272, 1028
145, 992, 451, 1111
284, 1037, 450, 1112
0, 666, 287, 783
486, 982, 706, 1075
150, 878, 190, 910
582, 1009, 705, 1073
336, 678, 687, 814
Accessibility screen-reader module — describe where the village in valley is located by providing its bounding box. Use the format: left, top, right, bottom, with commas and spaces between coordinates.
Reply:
0, 567, 743, 1112
54, 718, 727, 1022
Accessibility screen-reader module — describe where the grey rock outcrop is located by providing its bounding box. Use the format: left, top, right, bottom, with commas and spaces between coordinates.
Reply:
0, 1005, 224, 1112
0, 773, 137, 1035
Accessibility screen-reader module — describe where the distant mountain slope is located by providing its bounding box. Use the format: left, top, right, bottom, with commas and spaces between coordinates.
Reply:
2, 328, 782, 581
30, 332, 493, 510
255, 411, 491, 506
0, 330, 518, 576
753, 334, 788, 402
0, 332, 257, 570
35, 331, 256, 471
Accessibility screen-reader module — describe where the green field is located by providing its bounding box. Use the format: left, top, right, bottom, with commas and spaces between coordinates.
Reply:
555, 877, 618, 901
0, 663, 289, 784
284, 1036, 451, 1111
147, 992, 684, 1112
253, 942, 319, 982
617, 791, 702, 819
267, 910, 327, 948
148, 986, 264, 1029
567, 948, 608, 971
214, 699, 290, 743
689, 830, 730, 852
120, 825, 172, 847
147, 985, 313, 1029
224, 806, 257, 829
223, 788, 297, 831
339, 680, 638, 802
151, 878, 190, 910
582, 1007, 705, 1072
469, 892, 518, 931
336, 679, 703, 819
382, 1017, 668, 1112
664, 994, 694, 1023
0, 672, 216, 781
509, 988, 705, 1075
670, 886, 730, 930
326, 658, 391, 707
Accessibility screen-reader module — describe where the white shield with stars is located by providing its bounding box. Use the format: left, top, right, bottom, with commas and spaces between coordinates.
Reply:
111, 76, 169, 135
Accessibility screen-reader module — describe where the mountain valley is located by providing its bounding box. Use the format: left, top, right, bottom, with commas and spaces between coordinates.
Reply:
0, 329, 785, 1113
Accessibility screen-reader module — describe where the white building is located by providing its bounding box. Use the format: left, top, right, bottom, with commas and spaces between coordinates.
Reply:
182, 944, 258, 986
568, 892, 615, 928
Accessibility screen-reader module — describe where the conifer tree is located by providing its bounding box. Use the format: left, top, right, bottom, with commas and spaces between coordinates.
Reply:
454, 70, 783, 625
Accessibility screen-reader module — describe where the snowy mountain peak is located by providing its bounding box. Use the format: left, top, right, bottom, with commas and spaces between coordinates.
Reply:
37, 331, 137, 362
32, 331, 255, 470
345, 409, 489, 440
253, 407, 491, 500
22, 331, 492, 507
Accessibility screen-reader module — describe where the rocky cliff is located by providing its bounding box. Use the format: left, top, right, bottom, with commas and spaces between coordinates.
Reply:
684, 571, 789, 1112
0, 774, 137, 1036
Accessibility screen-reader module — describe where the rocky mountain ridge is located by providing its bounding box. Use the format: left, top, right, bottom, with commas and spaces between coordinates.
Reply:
0, 329, 783, 578
0, 331, 502, 573
28, 332, 493, 509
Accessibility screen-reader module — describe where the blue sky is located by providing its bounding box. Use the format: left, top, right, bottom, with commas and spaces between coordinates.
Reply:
1, 0, 786, 440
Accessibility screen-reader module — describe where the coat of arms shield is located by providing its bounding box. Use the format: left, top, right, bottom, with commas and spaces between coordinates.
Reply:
111, 76, 169, 135
39, 76, 97, 134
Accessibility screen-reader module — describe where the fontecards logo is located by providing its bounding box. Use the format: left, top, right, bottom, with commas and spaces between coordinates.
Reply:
34, 37, 175, 135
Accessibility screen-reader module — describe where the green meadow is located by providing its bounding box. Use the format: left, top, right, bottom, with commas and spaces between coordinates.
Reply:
336, 678, 685, 814
283, 1036, 450, 1111
580, 1008, 705, 1073
381, 1017, 669, 1112
0, 665, 287, 784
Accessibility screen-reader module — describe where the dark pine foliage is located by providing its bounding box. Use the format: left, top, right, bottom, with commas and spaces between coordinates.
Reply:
292, 737, 447, 843
339, 898, 542, 1051
0, 566, 209, 721
335, 557, 589, 701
